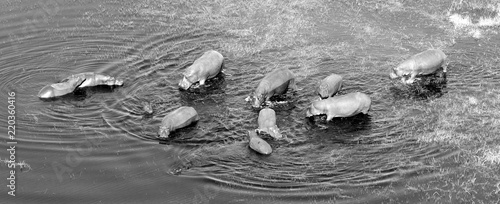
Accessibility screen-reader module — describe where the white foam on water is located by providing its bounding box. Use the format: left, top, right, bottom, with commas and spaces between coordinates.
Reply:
477, 16, 500, 26
449, 3, 500, 28
449, 13, 473, 28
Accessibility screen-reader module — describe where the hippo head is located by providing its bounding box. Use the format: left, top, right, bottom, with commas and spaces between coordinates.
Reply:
158, 126, 171, 138
37, 84, 57, 99
305, 102, 323, 117
178, 76, 193, 90
389, 68, 400, 79
252, 94, 265, 108
318, 83, 330, 98
178, 68, 199, 90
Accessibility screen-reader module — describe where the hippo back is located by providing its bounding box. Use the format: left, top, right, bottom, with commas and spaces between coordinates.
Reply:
257, 68, 295, 96
248, 130, 272, 155
411, 49, 446, 75
161, 106, 199, 130
318, 74, 343, 98
258, 108, 277, 128
185, 50, 223, 80
67, 72, 123, 88
329, 92, 371, 117
253, 68, 295, 107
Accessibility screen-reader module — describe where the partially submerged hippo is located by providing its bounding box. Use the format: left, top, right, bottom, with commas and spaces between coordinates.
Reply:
317, 74, 342, 99
306, 92, 371, 121
179, 50, 224, 90
248, 130, 272, 155
73, 72, 124, 88
252, 68, 297, 108
390, 49, 447, 84
37, 72, 124, 99
256, 108, 282, 139
158, 106, 199, 139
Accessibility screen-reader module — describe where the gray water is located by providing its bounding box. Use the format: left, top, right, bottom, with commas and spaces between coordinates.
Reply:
1, 0, 499, 203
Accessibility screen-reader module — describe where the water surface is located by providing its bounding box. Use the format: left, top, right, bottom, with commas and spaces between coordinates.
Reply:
1, 0, 499, 203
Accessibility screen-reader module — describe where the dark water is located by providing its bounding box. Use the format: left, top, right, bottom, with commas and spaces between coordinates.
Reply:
1, 0, 499, 203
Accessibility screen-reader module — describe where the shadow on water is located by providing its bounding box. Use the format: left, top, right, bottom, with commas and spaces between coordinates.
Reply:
305, 114, 373, 143
156, 119, 229, 146
306, 113, 372, 131
248, 91, 299, 112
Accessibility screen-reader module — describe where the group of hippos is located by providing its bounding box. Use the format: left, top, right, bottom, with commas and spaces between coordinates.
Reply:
38, 48, 448, 155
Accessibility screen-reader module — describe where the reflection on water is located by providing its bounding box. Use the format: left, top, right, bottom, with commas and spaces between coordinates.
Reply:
0, 0, 499, 203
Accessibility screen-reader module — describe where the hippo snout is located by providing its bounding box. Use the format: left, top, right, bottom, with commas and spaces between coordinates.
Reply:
158, 127, 170, 138
37, 85, 55, 99
252, 96, 263, 108
178, 77, 193, 90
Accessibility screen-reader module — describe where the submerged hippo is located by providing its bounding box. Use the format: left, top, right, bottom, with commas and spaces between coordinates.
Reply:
252, 68, 297, 108
248, 130, 272, 155
256, 108, 282, 139
158, 106, 199, 138
390, 49, 447, 84
317, 74, 342, 99
178, 50, 224, 90
37, 72, 124, 99
306, 92, 371, 121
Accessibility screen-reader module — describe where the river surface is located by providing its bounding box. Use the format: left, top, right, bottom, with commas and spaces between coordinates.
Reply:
1, 0, 499, 203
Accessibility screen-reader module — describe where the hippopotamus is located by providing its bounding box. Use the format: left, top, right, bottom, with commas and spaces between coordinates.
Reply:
248, 130, 272, 155
390, 49, 447, 84
37, 72, 124, 99
158, 106, 199, 138
178, 50, 224, 90
317, 74, 342, 99
306, 92, 371, 121
251, 68, 297, 108
256, 108, 282, 139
